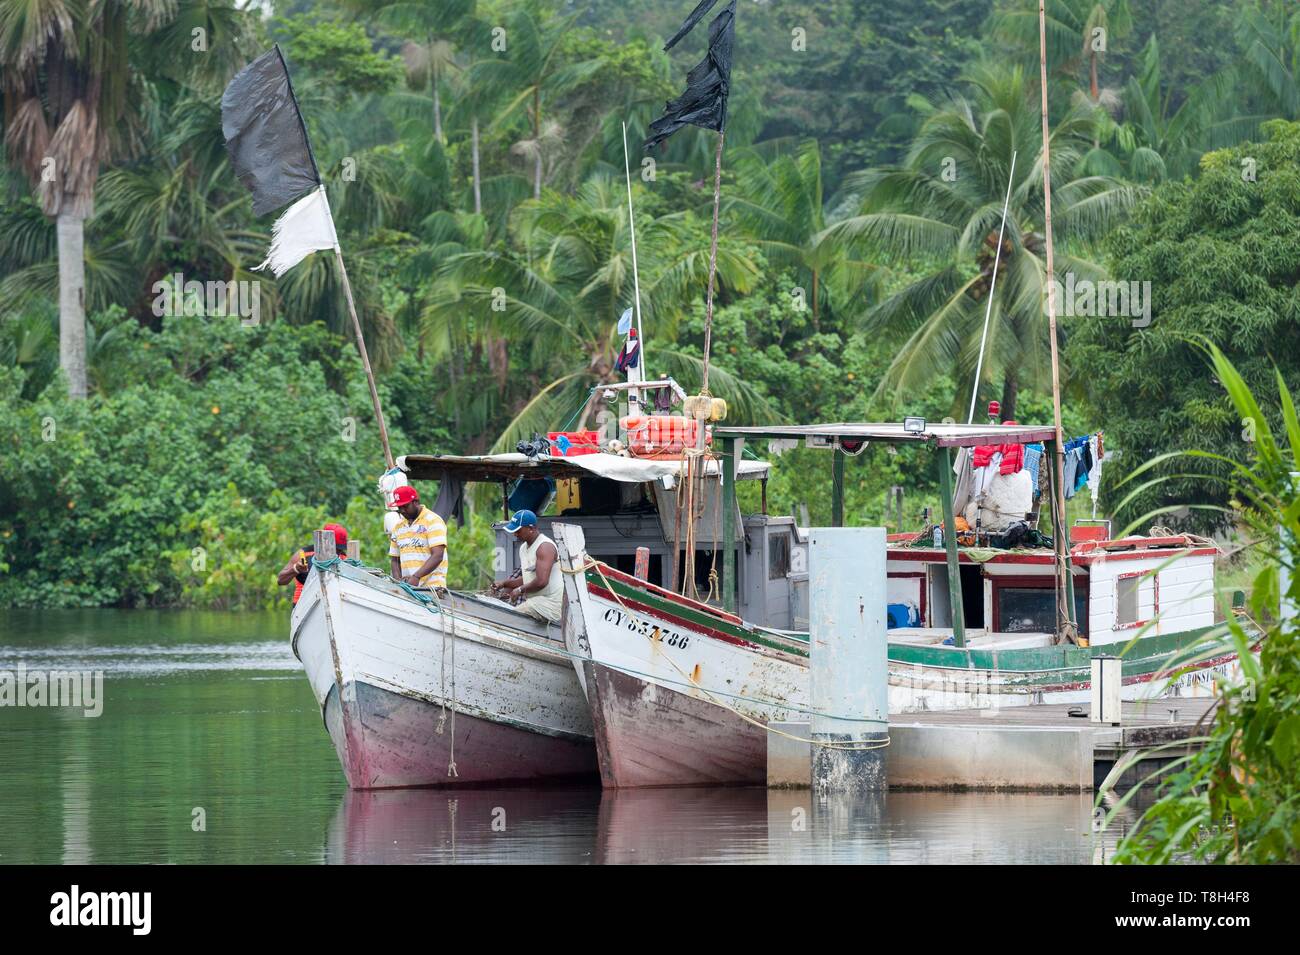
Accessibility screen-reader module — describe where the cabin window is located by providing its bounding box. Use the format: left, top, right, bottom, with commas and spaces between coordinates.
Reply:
994, 585, 1089, 635
997, 588, 1055, 634
768, 533, 790, 580
1116, 572, 1155, 627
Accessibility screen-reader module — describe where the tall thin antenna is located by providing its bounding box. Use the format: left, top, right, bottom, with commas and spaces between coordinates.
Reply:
967, 149, 1017, 425
622, 121, 647, 382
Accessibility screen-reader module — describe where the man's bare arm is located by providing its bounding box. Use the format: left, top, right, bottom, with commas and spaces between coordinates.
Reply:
520, 541, 557, 595
278, 551, 307, 586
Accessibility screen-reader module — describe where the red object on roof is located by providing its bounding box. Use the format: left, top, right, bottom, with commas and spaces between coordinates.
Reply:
548, 431, 602, 457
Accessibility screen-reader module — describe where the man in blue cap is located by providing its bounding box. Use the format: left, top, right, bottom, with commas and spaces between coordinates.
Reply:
493, 509, 563, 623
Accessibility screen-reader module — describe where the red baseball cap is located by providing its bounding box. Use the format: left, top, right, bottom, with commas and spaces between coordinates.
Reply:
391, 485, 419, 506
324, 523, 349, 549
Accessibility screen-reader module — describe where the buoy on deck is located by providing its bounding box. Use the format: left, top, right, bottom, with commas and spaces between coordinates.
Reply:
682, 394, 727, 421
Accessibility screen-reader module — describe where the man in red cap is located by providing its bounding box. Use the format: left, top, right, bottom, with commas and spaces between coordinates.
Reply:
388, 485, 449, 589
277, 523, 348, 605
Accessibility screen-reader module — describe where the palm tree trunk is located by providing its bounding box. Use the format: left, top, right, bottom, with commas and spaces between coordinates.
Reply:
1090, 52, 1100, 148
471, 115, 482, 215
433, 82, 443, 144
1000, 370, 1018, 422
56, 210, 89, 399
532, 86, 542, 199
811, 269, 820, 330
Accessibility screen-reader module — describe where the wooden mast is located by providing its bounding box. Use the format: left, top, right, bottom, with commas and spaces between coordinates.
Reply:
1038, 0, 1077, 643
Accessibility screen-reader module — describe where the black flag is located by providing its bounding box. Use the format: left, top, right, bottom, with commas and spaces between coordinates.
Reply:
221, 46, 320, 217
662, 0, 722, 52
644, 0, 735, 151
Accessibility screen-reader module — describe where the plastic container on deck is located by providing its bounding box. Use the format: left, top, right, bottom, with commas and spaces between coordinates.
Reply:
547, 430, 602, 457
620, 415, 710, 458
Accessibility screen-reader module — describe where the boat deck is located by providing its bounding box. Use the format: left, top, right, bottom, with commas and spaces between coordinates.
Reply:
892, 698, 1216, 737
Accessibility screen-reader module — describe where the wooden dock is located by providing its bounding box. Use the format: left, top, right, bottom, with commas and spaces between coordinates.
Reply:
768, 699, 1217, 792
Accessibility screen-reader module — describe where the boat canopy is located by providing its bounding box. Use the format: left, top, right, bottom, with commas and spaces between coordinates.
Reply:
713, 421, 1057, 448
398, 451, 770, 484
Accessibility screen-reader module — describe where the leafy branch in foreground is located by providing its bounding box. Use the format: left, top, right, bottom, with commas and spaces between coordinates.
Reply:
1100, 341, 1300, 864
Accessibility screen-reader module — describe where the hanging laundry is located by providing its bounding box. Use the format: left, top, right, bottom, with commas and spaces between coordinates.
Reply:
951, 446, 974, 515
1086, 433, 1104, 514
972, 444, 998, 469
654, 387, 673, 413
1061, 434, 1098, 500
1062, 446, 1082, 499
973, 420, 1027, 476
614, 328, 641, 371
972, 451, 1002, 500
1023, 443, 1043, 498
999, 442, 1024, 475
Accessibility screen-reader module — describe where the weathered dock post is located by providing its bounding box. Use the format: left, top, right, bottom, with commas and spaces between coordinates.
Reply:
1090, 655, 1121, 725
313, 528, 337, 561
810, 526, 888, 792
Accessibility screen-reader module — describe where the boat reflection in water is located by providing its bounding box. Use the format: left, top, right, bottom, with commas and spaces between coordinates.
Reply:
326, 787, 1139, 864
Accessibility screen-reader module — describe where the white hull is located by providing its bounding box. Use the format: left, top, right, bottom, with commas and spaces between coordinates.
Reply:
292, 561, 597, 789
553, 524, 1240, 787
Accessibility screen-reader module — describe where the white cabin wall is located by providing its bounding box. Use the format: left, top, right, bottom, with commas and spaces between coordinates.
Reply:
1087, 554, 1215, 644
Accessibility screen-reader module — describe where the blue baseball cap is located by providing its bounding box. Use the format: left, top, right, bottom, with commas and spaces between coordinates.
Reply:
499, 509, 538, 533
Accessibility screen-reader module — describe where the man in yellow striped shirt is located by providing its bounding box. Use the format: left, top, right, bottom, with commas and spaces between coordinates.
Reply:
388, 486, 449, 588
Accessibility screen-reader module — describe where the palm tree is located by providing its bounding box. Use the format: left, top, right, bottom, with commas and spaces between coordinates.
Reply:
469, 0, 604, 198
993, 0, 1133, 104
425, 173, 768, 449
0, 0, 249, 398
726, 139, 882, 329
1236, 1, 1300, 120
819, 63, 1143, 419
365, 0, 476, 143
1079, 37, 1265, 184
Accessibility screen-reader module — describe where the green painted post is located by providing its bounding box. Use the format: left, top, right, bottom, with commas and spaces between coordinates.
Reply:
722, 436, 737, 612
937, 447, 966, 648
832, 447, 845, 527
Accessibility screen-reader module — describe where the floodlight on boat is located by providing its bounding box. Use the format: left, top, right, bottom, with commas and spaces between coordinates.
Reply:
902, 416, 926, 435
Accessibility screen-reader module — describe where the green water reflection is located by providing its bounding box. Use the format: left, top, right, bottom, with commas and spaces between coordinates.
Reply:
0, 610, 1134, 864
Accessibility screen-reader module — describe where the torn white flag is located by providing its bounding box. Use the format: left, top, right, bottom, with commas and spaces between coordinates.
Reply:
255, 188, 338, 277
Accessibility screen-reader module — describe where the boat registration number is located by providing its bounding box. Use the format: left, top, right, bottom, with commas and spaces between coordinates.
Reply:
602, 607, 691, 649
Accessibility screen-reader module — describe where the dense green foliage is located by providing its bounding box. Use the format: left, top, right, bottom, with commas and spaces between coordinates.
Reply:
3, 0, 1298, 610
1104, 345, 1300, 863
1068, 120, 1300, 533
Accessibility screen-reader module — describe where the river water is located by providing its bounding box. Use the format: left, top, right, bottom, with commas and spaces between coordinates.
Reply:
0, 610, 1135, 864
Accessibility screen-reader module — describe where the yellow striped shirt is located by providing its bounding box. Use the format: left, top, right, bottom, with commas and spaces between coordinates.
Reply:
388, 506, 448, 588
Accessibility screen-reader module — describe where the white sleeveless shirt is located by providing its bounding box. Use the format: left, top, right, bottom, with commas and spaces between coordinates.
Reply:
519, 532, 564, 615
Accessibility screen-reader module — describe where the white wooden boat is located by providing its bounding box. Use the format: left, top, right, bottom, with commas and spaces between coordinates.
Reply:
291, 557, 596, 789
555, 522, 1247, 788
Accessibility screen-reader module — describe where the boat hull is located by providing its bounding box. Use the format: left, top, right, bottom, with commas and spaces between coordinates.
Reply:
293, 559, 598, 790
581, 658, 769, 788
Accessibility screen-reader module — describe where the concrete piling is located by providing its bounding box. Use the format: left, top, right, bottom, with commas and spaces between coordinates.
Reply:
809, 527, 889, 792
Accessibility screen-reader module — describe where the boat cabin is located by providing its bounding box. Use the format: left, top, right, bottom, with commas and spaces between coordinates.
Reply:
398, 419, 1219, 650
399, 451, 812, 631
880, 535, 1218, 651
